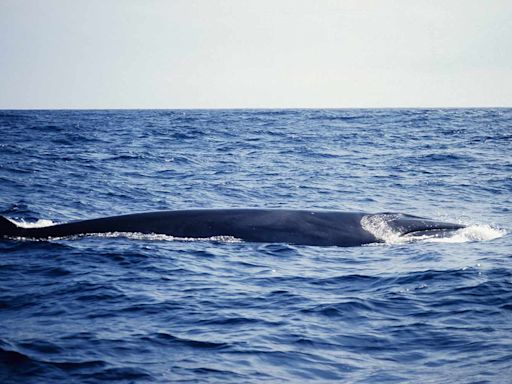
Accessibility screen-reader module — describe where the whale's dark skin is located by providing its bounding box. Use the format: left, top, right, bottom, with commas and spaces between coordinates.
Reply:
0, 209, 464, 247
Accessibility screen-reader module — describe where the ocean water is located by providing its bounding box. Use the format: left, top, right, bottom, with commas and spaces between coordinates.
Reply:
0, 108, 510, 383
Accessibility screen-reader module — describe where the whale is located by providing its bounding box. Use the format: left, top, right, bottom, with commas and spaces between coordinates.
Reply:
0, 209, 465, 247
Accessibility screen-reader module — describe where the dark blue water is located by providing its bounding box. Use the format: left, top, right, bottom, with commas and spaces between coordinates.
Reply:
0, 109, 510, 383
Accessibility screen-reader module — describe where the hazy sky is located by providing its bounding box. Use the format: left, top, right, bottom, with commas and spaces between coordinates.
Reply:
1, 0, 511, 108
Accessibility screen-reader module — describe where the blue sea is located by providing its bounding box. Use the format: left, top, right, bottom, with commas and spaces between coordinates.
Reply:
0, 109, 510, 383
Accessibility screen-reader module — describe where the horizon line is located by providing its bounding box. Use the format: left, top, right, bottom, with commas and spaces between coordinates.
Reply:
1, 106, 511, 111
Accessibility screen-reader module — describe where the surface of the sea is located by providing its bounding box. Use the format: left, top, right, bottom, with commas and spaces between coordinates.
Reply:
0, 109, 510, 383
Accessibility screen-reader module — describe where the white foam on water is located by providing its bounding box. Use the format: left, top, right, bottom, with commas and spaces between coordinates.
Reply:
420, 224, 506, 244
7, 216, 506, 245
6, 218, 241, 243
8, 218, 57, 228
88, 232, 242, 243
361, 214, 408, 244
361, 214, 506, 245
26, 231, 242, 243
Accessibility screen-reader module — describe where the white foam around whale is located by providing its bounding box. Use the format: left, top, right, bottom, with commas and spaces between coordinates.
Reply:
90, 232, 242, 243
361, 214, 506, 245
7, 218, 241, 243
8, 218, 57, 228
420, 224, 506, 244
9, 216, 506, 245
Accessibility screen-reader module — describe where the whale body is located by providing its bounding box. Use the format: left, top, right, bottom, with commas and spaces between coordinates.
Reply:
0, 209, 464, 247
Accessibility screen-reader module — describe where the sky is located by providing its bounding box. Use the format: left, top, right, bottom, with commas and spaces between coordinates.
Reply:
0, 0, 511, 109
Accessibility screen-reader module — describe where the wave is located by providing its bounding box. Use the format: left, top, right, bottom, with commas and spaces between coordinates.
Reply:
0, 345, 152, 382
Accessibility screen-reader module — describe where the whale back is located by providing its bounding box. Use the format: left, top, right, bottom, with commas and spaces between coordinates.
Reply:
0, 210, 465, 246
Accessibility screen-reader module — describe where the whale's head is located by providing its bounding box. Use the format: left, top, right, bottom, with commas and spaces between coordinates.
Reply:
361, 213, 465, 242
392, 214, 464, 237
